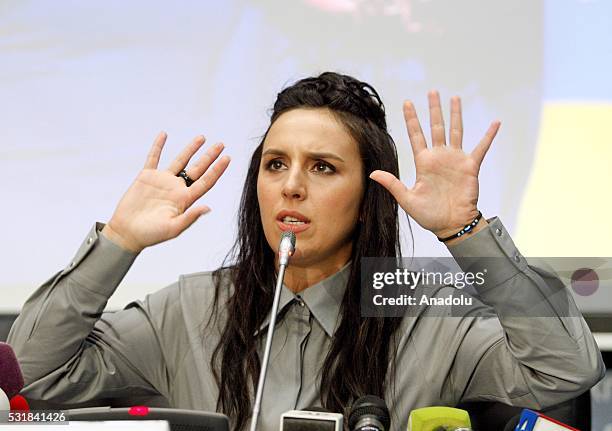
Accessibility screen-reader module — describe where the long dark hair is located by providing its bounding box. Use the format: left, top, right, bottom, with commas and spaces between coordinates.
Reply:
209, 72, 403, 430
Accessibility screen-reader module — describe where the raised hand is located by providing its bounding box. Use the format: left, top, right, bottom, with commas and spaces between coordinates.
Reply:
370, 91, 500, 239
102, 132, 230, 253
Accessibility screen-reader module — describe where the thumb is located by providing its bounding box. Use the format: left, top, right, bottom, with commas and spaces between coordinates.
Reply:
170, 206, 211, 237
369, 170, 415, 214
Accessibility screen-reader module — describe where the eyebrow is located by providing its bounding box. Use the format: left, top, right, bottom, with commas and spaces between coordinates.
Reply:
261, 148, 346, 163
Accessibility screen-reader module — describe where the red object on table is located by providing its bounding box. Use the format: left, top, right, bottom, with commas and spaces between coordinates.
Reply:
128, 406, 150, 416
9, 394, 30, 411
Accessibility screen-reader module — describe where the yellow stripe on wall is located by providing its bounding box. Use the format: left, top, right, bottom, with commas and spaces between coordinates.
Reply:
515, 102, 612, 256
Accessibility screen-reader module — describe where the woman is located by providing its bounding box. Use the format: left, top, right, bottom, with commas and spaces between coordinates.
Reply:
8, 72, 604, 431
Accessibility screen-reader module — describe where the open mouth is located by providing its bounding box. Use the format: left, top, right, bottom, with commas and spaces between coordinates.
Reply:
276, 211, 311, 233
280, 216, 307, 226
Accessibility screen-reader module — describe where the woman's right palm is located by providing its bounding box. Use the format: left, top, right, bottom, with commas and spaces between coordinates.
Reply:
102, 132, 230, 253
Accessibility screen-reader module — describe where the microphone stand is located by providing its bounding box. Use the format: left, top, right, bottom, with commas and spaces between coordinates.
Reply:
249, 232, 295, 431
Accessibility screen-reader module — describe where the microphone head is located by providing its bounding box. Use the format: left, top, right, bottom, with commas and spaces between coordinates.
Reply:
9, 394, 30, 412
280, 231, 296, 249
348, 395, 390, 431
407, 407, 471, 431
0, 343, 24, 399
278, 231, 297, 265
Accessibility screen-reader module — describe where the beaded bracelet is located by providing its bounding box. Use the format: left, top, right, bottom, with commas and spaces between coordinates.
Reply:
436, 211, 483, 243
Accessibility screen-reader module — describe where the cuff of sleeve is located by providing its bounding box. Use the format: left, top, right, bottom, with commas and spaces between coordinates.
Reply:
61, 222, 139, 297
447, 217, 524, 289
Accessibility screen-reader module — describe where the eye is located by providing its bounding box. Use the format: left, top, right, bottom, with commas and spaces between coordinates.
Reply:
313, 161, 336, 174
266, 159, 286, 171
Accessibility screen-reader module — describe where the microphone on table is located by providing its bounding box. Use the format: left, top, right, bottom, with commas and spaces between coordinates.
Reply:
249, 231, 297, 431
9, 395, 30, 412
281, 406, 343, 431
0, 342, 25, 410
349, 395, 391, 431
512, 409, 579, 431
407, 407, 472, 431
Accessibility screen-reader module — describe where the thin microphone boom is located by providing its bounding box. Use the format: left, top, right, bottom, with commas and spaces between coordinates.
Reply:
249, 231, 296, 431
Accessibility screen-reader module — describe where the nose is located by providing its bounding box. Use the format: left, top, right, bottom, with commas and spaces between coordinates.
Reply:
281, 167, 307, 201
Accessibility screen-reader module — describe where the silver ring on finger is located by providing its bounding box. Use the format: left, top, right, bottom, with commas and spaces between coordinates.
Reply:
177, 169, 194, 187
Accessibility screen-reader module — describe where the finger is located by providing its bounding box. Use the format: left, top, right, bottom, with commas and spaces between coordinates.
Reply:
169, 206, 211, 238
185, 142, 225, 181
187, 155, 231, 205
167, 135, 206, 175
144, 131, 167, 169
403, 101, 427, 157
369, 170, 415, 213
428, 90, 446, 147
449, 96, 463, 149
471, 121, 501, 167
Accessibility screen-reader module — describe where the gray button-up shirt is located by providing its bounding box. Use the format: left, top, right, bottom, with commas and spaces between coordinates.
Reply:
7, 217, 605, 431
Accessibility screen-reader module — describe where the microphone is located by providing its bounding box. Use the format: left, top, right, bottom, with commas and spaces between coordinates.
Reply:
249, 231, 297, 431
407, 407, 472, 431
348, 395, 391, 431
281, 407, 343, 431
0, 342, 25, 405
513, 409, 578, 431
278, 230, 296, 266
0, 342, 25, 412
9, 395, 30, 412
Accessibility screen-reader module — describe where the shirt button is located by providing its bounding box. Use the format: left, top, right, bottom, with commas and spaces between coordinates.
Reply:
87, 237, 93, 245
495, 228, 503, 237
513, 253, 520, 263
69, 261, 75, 267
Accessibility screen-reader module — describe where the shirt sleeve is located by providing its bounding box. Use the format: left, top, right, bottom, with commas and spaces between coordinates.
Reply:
7, 223, 174, 404
445, 217, 605, 409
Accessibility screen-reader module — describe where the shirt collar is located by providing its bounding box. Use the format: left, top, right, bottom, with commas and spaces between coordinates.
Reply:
254, 261, 352, 338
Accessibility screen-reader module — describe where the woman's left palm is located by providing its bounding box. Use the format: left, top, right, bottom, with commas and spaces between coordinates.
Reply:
370, 91, 500, 237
